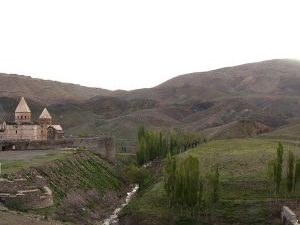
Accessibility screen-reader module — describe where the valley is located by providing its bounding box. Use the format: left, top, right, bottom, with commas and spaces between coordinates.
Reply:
2, 59, 300, 146
1, 59, 300, 224
120, 138, 300, 225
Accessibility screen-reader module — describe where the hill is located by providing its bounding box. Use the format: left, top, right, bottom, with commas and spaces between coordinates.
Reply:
158, 59, 300, 95
0, 73, 111, 104
2, 59, 300, 144
120, 138, 300, 225
200, 120, 273, 140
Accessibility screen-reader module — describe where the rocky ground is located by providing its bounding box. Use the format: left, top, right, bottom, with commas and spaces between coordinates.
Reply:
0, 204, 71, 225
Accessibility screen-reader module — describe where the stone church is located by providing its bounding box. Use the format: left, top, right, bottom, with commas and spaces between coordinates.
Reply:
0, 97, 63, 141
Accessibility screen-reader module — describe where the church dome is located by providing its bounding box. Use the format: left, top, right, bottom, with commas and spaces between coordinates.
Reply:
15, 97, 31, 113
39, 108, 52, 119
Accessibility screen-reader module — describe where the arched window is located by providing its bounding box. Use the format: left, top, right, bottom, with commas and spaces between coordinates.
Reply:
21, 116, 23, 119
16, 130, 17, 134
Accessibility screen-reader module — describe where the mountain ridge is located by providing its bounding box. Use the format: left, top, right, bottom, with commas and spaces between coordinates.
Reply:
1, 58, 300, 144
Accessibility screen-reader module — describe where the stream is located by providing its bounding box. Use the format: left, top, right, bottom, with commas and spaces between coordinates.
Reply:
100, 184, 139, 225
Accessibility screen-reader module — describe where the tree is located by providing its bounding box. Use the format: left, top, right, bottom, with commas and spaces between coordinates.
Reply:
275, 142, 284, 194
125, 165, 148, 188
211, 165, 220, 204
294, 159, 300, 191
137, 136, 147, 166
136, 125, 204, 165
137, 125, 145, 142
175, 162, 185, 215
163, 155, 221, 218
204, 165, 220, 215
164, 154, 177, 207
267, 159, 276, 196
183, 156, 200, 216
287, 150, 295, 193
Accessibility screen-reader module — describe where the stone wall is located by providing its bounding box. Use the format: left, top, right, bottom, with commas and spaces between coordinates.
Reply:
72, 137, 115, 162
281, 206, 299, 225
0, 137, 116, 162
3, 124, 44, 141
0, 177, 53, 210
0, 176, 47, 193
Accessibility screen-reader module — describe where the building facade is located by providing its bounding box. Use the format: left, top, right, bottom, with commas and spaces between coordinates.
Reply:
0, 97, 63, 141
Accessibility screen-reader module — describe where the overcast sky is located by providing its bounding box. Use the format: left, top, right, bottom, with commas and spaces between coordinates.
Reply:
0, 0, 299, 90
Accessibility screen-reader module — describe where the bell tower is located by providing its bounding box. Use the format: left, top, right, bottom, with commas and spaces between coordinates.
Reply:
15, 97, 31, 124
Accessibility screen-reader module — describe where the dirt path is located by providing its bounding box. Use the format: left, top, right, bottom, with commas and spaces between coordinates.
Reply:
0, 149, 70, 161
0, 210, 72, 225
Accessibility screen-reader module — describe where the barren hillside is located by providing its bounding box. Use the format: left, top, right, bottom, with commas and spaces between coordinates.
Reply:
1, 59, 300, 143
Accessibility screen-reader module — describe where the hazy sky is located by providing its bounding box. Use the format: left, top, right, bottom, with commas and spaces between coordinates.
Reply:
0, 0, 299, 90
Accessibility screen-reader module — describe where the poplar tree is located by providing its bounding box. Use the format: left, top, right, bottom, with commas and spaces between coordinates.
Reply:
175, 162, 185, 215
267, 159, 276, 195
137, 125, 145, 142
294, 159, 300, 191
212, 165, 220, 204
184, 156, 200, 216
164, 154, 176, 207
275, 142, 284, 194
287, 150, 295, 193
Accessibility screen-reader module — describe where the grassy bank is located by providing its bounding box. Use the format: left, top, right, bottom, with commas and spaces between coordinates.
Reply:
121, 138, 300, 225
0, 150, 73, 174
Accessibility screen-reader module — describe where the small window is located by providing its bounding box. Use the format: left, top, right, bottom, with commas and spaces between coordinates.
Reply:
21, 116, 23, 119
25, 116, 26, 119
16, 130, 17, 134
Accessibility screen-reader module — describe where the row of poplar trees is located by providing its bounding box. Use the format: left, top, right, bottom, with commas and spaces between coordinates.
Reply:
164, 154, 220, 218
267, 142, 300, 197
136, 125, 202, 166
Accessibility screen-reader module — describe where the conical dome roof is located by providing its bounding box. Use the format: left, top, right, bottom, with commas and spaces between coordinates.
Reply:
39, 108, 52, 119
15, 97, 31, 113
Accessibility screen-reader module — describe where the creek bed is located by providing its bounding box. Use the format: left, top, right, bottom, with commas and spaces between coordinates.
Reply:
100, 184, 139, 225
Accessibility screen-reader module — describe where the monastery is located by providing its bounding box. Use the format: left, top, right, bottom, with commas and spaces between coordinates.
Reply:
0, 97, 63, 141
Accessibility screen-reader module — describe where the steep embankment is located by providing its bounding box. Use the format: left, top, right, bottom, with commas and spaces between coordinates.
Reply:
8, 150, 128, 225
200, 120, 273, 140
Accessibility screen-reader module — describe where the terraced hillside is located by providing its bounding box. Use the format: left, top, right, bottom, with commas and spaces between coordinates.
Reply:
0, 150, 128, 225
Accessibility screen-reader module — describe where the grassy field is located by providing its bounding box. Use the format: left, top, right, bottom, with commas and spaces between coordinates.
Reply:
180, 138, 300, 200
0, 150, 74, 175
121, 138, 300, 225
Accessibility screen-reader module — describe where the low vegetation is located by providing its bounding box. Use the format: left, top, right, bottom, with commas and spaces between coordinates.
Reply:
164, 154, 219, 218
0, 151, 73, 175
267, 142, 300, 198
1, 149, 128, 225
121, 137, 300, 225
136, 125, 204, 166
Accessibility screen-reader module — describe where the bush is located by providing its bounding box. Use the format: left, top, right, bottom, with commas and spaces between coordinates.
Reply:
125, 165, 149, 187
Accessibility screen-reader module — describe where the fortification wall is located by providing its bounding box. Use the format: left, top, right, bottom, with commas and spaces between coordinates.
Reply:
71, 137, 115, 162
0, 137, 116, 162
